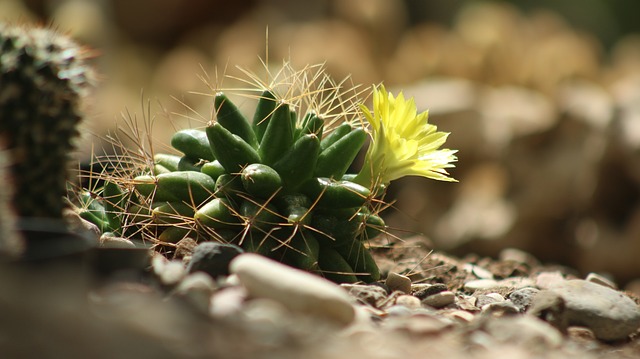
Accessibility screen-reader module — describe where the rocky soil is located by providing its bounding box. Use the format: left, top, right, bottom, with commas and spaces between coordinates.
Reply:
2, 234, 640, 359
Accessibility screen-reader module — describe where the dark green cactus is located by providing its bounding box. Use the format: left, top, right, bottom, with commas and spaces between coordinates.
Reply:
79, 88, 386, 284
0, 23, 93, 219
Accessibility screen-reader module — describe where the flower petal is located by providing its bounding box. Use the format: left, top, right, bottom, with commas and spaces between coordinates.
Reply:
354, 85, 458, 187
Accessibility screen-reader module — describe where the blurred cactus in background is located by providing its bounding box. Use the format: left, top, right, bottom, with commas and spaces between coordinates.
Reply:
0, 139, 23, 258
0, 23, 93, 220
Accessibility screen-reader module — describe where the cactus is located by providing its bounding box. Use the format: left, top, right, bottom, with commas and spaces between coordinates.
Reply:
77, 64, 386, 283
0, 23, 93, 220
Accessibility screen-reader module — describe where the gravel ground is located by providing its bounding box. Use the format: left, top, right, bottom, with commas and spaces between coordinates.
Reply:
2, 234, 640, 359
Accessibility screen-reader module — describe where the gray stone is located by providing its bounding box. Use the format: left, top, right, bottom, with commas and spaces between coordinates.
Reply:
508, 287, 540, 312
187, 242, 243, 278
422, 291, 456, 308
547, 280, 640, 341
230, 253, 355, 327
413, 283, 448, 300
385, 272, 412, 294
410, 283, 433, 292
476, 293, 504, 308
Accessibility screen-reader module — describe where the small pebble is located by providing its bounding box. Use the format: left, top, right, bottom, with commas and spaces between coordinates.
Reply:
463, 264, 494, 280
173, 272, 218, 314
100, 235, 135, 249
209, 286, 247, 318
187, 242, 244, 278
484, 292, 505, 301
508, 287, 540, 312
446, 310, 476, 323
385, 272, 412, 294
153, 256, 187, 287
341, 284, 388, 307
422, 291, 456, 308
395, 295, 422, 310
456, 295, 479, 311
464, 279, 499, 292
585, 272, 617, 289
230, 253, 355, 327
413, 283, 448, 300
476, 293, 504, 308
482, 301, 520, 315
175, 237, 198, 262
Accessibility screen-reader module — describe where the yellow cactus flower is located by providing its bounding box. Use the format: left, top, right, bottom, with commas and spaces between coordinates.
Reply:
354, 85, 458, 188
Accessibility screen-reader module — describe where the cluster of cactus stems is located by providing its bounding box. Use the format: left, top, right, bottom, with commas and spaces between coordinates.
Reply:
0, 23, 93, 221
76, 65, 388, 283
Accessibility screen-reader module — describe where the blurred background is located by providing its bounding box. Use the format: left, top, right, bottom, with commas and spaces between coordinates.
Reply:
3, 0, 640, 285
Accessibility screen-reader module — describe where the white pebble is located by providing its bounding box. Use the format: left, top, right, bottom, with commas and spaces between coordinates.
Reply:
230, 253, 355, 327
464, 279, 499, 292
